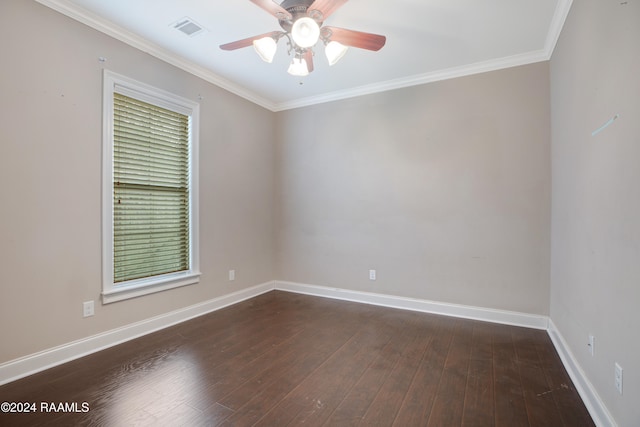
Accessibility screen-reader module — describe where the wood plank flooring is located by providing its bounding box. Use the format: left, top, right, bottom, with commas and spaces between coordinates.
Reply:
0, 291, 594, 426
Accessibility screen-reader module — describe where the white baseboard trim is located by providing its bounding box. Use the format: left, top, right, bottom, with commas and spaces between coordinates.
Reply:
547, 320, 616, 427
274, 280, 549, 330
0, 281, 275, 386
2, 277, 612, 427
0, 279, 550, 386
277, 281, 616, 425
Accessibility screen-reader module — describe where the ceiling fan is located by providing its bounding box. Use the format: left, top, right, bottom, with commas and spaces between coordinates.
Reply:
220, 0, 386, 77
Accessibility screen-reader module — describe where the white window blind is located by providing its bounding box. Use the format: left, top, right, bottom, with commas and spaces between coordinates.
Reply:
102, 70, 199, 304
113, 93, 190, 283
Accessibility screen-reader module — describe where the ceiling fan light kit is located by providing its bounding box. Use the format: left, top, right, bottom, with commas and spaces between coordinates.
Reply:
253, 36, 278, 62
291, 16, 320, 48
287, 57, 310, 76
220, 0, 386, 77
325, 40, 348, 66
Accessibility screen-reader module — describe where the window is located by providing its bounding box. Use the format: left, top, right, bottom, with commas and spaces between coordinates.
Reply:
102, 71, 199, 303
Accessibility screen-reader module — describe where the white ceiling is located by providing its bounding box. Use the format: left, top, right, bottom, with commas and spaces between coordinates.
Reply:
37, 0, 572, 111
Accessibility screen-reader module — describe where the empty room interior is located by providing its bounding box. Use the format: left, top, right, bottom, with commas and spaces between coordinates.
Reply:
0, 0, 638, 426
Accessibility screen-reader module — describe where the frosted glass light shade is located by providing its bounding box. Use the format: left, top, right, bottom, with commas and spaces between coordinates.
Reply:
291, 17, 320, 48
287, 57, 309, 76
253, 37, 277, 63
325, 41, 348, 66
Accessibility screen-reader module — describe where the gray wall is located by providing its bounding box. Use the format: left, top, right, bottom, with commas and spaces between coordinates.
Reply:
4, 2, 636, 425
550, 1, 640, 425
276, 63, 551, 315
0, 0, 276, 363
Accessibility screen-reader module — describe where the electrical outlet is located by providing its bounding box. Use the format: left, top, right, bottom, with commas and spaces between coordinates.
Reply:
229, 269, 235, 281
614, 363, 623, 395
83, 301, 94, 318
588, 335, 594, 356
369, 269, 376, 281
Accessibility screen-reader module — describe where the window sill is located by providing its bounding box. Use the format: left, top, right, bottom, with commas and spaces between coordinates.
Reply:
102, 271, 201, 304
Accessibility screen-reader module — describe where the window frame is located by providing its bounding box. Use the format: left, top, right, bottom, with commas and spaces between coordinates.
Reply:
102, 70, 200, 304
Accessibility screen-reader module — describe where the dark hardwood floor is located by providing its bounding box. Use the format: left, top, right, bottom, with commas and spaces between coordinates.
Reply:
0, 291, 594, 426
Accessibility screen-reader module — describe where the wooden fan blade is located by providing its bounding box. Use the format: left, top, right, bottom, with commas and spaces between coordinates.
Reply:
304, 50, 314, 73
220, 31, 282, 50
249, 0, 292, 20
323, 26, 386, 51
308, 0, 349, 20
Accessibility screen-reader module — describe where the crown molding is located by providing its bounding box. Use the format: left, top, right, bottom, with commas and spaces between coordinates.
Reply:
274, 0, 573, 111
36, 0, 572, 112
545, 0, 574, 55
34, 0, 278, 111
272, 49, 550, 111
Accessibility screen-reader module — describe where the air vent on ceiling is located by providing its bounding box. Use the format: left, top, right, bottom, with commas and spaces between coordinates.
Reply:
172, 17, 205, 37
